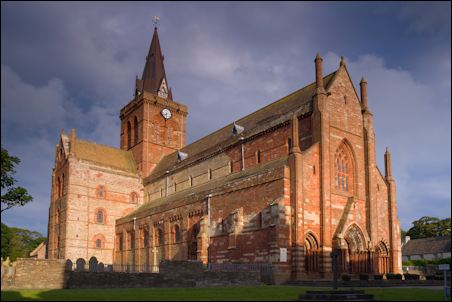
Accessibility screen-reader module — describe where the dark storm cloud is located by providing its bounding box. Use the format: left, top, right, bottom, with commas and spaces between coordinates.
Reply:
1, 2, 450, 234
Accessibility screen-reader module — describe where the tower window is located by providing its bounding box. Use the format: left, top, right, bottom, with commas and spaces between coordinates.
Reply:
168, 127, 172, 145
134, 117, 139, 145
127, 121, 132, 149
96, 209, 104, 224
154, 125, 159, 144
257, 150, 261, 163
96, 239, 102, 249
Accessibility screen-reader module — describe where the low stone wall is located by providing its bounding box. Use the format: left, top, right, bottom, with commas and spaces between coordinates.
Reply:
1, 258, 68, 290
2, 259, 260, 290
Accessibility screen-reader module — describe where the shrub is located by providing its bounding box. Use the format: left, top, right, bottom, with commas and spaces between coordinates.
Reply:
404, 273, 420, 280
341, 274, 351, 281
373, 274, 384, 280
359, 274, 369, 280
386, 273, 402, 280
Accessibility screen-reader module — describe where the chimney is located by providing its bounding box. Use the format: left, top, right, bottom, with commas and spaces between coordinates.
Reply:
403, 236, 410, 245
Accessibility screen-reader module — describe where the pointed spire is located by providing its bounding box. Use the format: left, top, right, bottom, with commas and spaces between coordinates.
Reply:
339, 56, 345, 67
290, 114, 301, 153
137, 25, 172, 100
360, 76, 368, 110
314, 52, 324, 91
384, 147, 392, 178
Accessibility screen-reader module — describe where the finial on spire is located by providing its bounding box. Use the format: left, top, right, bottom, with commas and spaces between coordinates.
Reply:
360, 76, 368, 110
340, 56, 345, 67
314, 52, 324, 90
384, 146, 392, 178
152, 16, 160, 29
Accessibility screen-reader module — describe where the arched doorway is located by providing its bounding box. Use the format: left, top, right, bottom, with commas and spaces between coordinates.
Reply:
341, 224, 370, 274
305, 233, 320, 273
188, 223, 199, 260
375, 241, 390, 274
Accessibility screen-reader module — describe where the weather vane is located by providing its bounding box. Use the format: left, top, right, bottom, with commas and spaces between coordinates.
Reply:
152, 16, 160, 28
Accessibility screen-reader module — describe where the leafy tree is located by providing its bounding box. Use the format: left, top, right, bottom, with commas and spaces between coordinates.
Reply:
1, 223, 12, 259
1, 145, 33, 212
1, 223, 46, 261
406, 216, 451, 239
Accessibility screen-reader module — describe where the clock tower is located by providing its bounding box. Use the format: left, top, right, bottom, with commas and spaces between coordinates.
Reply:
119, 25, 187, 177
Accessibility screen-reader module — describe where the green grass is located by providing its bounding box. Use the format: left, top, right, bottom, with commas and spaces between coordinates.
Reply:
1, 286, 445, 301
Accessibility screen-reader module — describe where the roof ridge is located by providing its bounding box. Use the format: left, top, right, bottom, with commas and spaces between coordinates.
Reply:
77, 138, 129, 153
179, 71, 337, 153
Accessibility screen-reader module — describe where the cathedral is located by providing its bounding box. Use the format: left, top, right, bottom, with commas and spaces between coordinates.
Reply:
47, 25, 401, 282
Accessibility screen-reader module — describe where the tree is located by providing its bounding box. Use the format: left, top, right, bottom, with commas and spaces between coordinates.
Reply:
1, 145, 33, 212
1, 223, 46, 261
1, 223, 12, 258
406, 216, 451, 239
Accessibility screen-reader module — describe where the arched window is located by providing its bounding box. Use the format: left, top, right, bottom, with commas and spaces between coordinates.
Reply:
256, 150, 261, 163
134, 116, 139, 145
93, 234, 105, 249
127, 121, 132, 149
96, 209, 104, 224
143, 228, 149, 248
131, 192, 138, 204
334, 142, 354, 193
158, 228, 164, 246
97, 185, 106, 199
174, 224, 181, 243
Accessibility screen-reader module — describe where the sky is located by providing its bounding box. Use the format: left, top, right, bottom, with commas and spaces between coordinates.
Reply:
1, 2, 450, 236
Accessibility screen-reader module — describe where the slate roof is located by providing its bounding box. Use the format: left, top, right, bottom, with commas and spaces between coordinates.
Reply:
136, 27, 172, 100
118, 155, 288, 223
145, 71, 337, 183
73, 139, 138, 174
402, 236, 451, 256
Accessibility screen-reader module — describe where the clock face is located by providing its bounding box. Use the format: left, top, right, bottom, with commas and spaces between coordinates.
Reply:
161, 108, 172, 120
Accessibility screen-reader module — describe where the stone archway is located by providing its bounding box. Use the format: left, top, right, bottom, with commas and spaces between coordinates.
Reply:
338, 224, 371, 274
375, 241, 390, 274
305, 232, 320, 273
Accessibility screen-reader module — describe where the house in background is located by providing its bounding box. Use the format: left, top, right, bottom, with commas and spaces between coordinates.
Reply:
402, 236, 451, 261
29, 241, 47, 259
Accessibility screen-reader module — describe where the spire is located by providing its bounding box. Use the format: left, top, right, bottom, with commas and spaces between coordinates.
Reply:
137, 22, 172, 100
360, 77, 368, 111
339, 56, 345, 67
290, 114, 301, 153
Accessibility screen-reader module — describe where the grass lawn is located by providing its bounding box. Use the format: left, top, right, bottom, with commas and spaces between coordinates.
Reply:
1, 286, 445, 301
